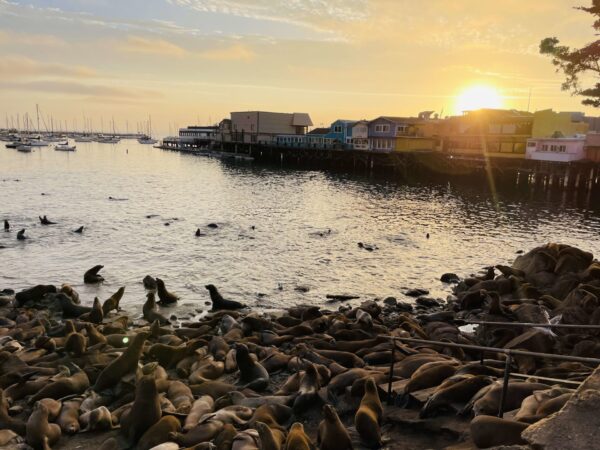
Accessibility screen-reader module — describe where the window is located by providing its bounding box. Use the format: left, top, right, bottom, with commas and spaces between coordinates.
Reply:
374, 124, 390, 133
396, 126, 408, 135
333, 125, 343, 133
527, 141, 537, 147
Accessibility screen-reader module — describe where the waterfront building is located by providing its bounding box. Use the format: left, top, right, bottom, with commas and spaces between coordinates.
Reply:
526, 135, 586, 162
532, 109, 589, 137
228, 111, 312, 145
275, 134, 308, 148
585, 133, 600, 162
162, 125, 217, 149
305, 127, 331, 148
441, 109, 534, 158
351, 120, 370, 150
323, 120, 357, 149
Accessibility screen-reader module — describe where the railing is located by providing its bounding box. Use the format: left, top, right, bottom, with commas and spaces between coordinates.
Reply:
386, 335, 600, 418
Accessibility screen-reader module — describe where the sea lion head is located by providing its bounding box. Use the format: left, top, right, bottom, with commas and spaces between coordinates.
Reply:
323, 404, 337, 422
205, 284, 216, 292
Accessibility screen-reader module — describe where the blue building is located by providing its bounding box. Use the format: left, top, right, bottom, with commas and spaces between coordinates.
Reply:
323, 120, 357, 149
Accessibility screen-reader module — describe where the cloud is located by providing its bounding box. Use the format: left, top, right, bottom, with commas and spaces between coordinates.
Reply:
118, 35, 188, 57
0, 56, 96, 79
0, 30, 67, 47
198, 43, 255, 61
0, 79, 158, 100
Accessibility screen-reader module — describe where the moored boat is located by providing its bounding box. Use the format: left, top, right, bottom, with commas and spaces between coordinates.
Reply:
55, 142, 76, 151
17, 144, 32, 152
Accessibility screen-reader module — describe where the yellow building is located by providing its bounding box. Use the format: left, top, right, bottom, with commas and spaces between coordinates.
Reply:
531, 109, 589, 138
394, 136, 436, 152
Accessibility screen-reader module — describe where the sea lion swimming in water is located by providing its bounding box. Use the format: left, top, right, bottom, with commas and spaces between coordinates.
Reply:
143, 275, 157, 290
156, 278, 179, 304
143, 292, 170, 325
205, 284, 246, 310
73, 226, 84, 233
318, 404, 353, 450
3, 220, 8, 231
84, 265, 104, 284
39, 215, 56, 225
17, 229, 27, 240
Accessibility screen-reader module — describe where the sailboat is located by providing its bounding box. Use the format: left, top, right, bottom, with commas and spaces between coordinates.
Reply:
55, 141, 76, 151
138, 115, 158, 144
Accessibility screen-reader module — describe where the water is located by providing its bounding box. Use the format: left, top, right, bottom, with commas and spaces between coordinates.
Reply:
1, 140, 600, 317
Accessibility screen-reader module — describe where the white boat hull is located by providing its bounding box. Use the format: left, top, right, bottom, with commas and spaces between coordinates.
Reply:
17, 145, 32, 152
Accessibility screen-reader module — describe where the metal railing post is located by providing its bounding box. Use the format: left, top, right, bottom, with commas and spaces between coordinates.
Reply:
387, 337, 397, 405
498, 351, 512, 418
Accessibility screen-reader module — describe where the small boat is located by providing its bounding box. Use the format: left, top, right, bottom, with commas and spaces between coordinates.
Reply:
97, 135, 120, 144
75, 136, 94, 142
29, 139, 48, 147
5, 142, 19, 149
17, 145, 32, 152
55, 142, 76, 151
138, 135, 158, 144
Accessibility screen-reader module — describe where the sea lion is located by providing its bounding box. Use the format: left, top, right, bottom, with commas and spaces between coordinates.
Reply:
470, 415, 528, 448
205, 284, 246, 310
214, 423, 237, 450
74, 226, 84, 233
84, 265, 105, 284
14, 284, 56, 306
121, 374, 161, 443
190, 381, 237, 399
208, 336, 230, 361
185, 395, 215, 431
138, 415, 181, 450
26, 402, 61, 450
168, 380, 194, 413
60, 284, 80, 304
99, 437, 120, 450
0, 388, 26, 435
39, 215, 56, 225
156, 278, 179, 304
80, 406, 114, 432
17, 228, 27, 240
144, 275, 157, 290
472, 382, 550, 416
170, 419, 224, 447
232, 429, 260, 450
102, 287, 125, 315
57, 398, 82, 435
285, 422, 313, 450
235, 344, 269, 391
144, 292, 170, 325
54, 292, 92, 317
256, 421, 285, 450
420, 375, 494, 418
85, 323, 107, 346
355, 378, 382, 447
293, 363, 321, 414
3, 219, 8, 231
94, 331, 148, 391
81, 297, 103, 324
30, 366, 90, 402
317, 404, 352, 450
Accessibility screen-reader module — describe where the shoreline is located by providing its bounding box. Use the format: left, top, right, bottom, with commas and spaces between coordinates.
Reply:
1, 243, 600, 449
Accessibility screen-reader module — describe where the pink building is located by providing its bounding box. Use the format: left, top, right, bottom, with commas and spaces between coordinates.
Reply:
526, 136, 586, 162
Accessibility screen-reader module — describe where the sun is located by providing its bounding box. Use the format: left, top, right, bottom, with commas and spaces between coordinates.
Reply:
455, 85, 504, 114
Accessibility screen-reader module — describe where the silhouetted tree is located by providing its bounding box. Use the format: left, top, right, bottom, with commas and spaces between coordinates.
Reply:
540, 1, 600, 107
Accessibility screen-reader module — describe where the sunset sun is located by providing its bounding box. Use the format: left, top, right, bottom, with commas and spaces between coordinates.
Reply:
455, 85, 504, 114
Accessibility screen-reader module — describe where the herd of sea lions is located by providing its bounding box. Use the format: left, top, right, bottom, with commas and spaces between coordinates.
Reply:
0, 243, 599, 449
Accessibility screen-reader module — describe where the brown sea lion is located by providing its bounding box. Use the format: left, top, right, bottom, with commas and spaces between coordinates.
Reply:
168, 380, 194, 413
121, 374, 161, 443
214, 423, 237, 450
144, 292, 170, 325
100, 287, 125, 315
355, 378, 382, 447
80, 406, 114, 432
26, 402, 61, 450
0, 388, 26, 435
170, 419, 224, 447
84, 323, 107, 345
420, 375, 494, 418
138, 415, 181, 450
54, 292, 93, 317
38, 398, 61, 421
57, 398, 82, 435
156, 278, 179, 304
94, 331, 148, 391
185, 395, 215, 431
256, 420, 285, 450
235, 344, 269, 391
64, 322, 87, 356
232, 429, 260, 450
30, 366, 90, 402
470, 415, 528, 448
205, 284, 245, 310
285, 422, 313, 450
190, 381, 237, 399
84, 265, 104, 284
472, 382, 550, 416
293, 363, 321, 414
317, 404, 352, 450
60, 284, 80, 304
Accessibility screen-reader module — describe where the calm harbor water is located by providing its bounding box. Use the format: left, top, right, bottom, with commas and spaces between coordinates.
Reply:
1, 140, 600, 317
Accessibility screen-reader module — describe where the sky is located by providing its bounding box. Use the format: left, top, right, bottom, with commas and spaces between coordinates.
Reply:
0, 0, 599, 135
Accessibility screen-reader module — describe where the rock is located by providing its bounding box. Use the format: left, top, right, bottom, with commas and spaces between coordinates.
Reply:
405, 288, 429, 297
383, 297, 397, 306
294, 286, 310, 293
440, 273, 460, 283
522, 365, 600, 450
396, 302, 414, 313
416, 297, 441, 308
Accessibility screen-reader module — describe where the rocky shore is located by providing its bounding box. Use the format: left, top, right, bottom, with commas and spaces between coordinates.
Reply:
1, 243, 600, 449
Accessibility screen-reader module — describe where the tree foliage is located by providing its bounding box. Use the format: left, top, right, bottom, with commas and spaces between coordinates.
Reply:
540, 1, 600, 107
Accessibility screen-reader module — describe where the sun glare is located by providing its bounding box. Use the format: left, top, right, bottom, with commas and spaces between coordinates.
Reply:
455, 85, 504, 114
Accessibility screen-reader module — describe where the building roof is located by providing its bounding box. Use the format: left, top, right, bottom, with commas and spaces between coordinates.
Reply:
308, 127, 330, 135
292, 113, 313, 127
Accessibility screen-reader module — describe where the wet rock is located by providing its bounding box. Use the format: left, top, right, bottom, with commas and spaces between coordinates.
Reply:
405, 288, 429, 297
396, 302, 414, 313
440, 273, 460, 283
416, 297, 441, 308
294, 286, 310, 293
383, 297, 397, 306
